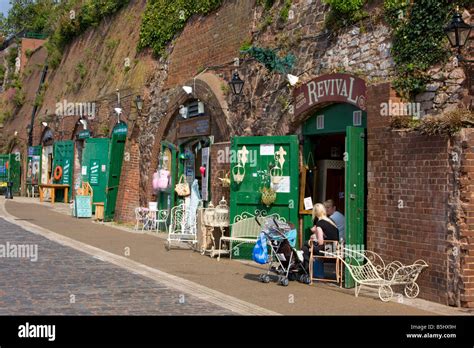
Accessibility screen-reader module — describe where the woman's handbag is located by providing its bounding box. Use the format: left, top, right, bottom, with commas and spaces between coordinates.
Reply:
174, 174, 190, 196
154, 169, 170, 191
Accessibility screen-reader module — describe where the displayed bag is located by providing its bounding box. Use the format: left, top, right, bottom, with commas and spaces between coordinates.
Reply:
252, 232, 268, 265
153, 169, 170, 191
175, 174, 190, 197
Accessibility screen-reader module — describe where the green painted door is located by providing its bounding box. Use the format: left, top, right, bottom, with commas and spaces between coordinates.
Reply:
52, 140, 74, 202
230, 135, 299, 259
158, 141, 178, 214
104, 123, 128, 221
344, 126, 366, 288
82, 138, 110, 213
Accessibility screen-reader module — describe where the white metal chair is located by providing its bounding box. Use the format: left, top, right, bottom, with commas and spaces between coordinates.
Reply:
155, 209, 169, 232
134, 207, 149, 231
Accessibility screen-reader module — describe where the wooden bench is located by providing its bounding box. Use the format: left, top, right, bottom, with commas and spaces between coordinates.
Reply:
218, 211, 285, 260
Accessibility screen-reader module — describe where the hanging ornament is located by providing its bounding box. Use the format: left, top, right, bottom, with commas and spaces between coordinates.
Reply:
200, 165, 206, 176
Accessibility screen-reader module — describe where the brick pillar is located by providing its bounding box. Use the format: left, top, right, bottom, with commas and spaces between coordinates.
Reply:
115, 139, 140, 223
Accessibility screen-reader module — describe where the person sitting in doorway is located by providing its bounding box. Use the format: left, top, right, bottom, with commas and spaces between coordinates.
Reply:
302, 203, 339, 272
324, 199, 346, 243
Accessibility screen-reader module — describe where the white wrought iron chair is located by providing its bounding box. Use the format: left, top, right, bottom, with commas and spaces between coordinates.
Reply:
134, 207, 149, 231
166, 203, 198, 250
155, 209, 169, 232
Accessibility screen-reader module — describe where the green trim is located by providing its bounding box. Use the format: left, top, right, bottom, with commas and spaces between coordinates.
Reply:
303, 103, 366, 136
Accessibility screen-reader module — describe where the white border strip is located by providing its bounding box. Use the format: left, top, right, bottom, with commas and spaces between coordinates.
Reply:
0, 200, 279, 316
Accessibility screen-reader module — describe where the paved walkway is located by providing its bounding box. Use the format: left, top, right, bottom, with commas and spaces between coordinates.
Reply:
2, 197, 470, 315
0, 218, 234, 315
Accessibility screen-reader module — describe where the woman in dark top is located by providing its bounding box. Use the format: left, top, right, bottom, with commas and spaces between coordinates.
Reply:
302, 203, 339, 270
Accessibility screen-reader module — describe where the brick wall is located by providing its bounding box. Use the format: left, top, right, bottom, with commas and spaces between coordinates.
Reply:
164, 0, 254, 88
366, 83, 452, 305
115, 139, 140, 223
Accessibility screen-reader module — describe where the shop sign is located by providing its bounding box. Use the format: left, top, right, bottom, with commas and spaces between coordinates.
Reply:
75, 195, 92, 218
177, 116, 210, 139
77, 130, 91, 139
62, 159, 70, 185
90, 161, 99, 185
28, 147, 41, 156
293, 73, 367, 117
113, 123, 128, 135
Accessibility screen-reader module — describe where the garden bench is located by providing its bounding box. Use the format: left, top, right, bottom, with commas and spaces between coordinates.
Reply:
218, 211, 285, 260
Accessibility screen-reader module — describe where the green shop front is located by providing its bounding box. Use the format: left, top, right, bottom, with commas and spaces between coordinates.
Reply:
227, 73, 367, 287
294, 73, 367, 288
80, 122, 127, 220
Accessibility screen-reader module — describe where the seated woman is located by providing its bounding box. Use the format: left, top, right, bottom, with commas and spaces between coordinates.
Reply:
302, 203, 339, 274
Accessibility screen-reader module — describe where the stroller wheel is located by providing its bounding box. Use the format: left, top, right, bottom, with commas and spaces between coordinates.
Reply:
280, 277, 289, 287
262, 275, 271, 283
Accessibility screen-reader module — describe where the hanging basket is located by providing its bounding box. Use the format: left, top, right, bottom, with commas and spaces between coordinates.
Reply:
260, 187, 277, 207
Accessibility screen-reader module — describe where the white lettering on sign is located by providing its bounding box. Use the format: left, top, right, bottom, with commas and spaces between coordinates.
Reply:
294, 74, 366, 117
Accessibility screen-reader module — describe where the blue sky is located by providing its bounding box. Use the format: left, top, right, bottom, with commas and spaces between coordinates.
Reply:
0, 0, 11, 16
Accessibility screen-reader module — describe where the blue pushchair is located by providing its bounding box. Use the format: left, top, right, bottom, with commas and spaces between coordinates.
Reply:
256, 217, 310, 286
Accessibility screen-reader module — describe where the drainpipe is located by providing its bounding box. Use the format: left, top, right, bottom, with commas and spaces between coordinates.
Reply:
28, 64, 48, 146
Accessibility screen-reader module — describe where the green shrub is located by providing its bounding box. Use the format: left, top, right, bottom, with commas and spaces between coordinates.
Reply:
138, 0, 223, 56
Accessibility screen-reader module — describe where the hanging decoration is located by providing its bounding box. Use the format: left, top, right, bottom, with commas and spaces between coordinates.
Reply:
232, 145, 249, 184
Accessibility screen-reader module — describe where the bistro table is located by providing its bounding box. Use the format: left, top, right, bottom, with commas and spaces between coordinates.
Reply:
38, 184, 70, 204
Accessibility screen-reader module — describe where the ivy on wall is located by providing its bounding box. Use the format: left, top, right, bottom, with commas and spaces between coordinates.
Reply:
323, 0, 368, 29
46, 0, 130, 69
324, 0, 470, 100
388, 0, 457, 99
138, 0, 223, 57
242, 46, 296, 74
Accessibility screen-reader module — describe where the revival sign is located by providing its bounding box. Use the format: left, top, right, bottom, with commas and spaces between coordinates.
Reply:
293, 74, 367, 117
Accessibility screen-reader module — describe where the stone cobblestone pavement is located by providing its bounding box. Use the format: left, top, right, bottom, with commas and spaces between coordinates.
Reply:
0, 218, 233, 315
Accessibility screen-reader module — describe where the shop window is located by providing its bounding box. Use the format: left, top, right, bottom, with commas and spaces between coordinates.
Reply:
316, 115, 324, 130
353, 111, 362, 126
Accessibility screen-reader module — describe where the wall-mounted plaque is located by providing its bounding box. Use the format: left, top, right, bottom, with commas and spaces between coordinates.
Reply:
177, 116, 210, 139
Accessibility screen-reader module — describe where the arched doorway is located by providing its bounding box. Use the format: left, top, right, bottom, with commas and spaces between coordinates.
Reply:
294, 73, 367, 288
154, 78, 231, 216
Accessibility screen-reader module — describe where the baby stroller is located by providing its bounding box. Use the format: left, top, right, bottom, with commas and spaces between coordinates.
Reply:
256, 217, 310, 286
